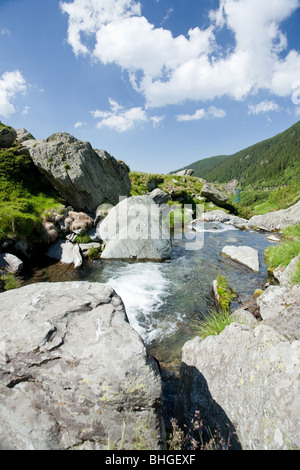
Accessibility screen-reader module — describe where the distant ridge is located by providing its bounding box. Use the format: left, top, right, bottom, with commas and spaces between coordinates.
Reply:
173, 120, 300, 187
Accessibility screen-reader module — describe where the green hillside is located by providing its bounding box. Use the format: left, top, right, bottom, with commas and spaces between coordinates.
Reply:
175, 120, 300, 188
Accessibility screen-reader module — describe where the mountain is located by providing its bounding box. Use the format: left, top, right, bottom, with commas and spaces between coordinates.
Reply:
174, 120, 300, 188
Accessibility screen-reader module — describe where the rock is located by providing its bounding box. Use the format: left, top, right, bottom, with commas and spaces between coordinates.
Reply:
42, 221, 58, 245
147, 176, 163, 192
15, 128, 35, 144
0, 127, 17, 148
257, 284, 300, 321
175, 322, 300, 450
267, 235, 281, 242
94, 202, 114, 225
79, 242, 101, 257
201, 183, 228, 208
198, 209, 248, 229
46, 239, 82, 268
222, 245, 259, 272
0, 253, 23, 274
98, 196, 172, 261
23, 132, 131, 213
272, 255, 300, 288
64, 211, 94, 234
176, 169, 194, 176
0, 282, 165, 450
149, 188, 170, 205
247, 200, 300, 231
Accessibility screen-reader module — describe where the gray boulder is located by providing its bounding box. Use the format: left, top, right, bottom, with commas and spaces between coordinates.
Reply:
0, 282, 165, 450
176, 169, 194, 176
176, 322, 300, 450
198, 209, 248, 229
98, 196, 172, 261
0, 126, 16, 148
247, 200, 300, 231
201, 183, 228, 208
15, 128, 35, 144
0, 253, 23, 274
46, 239, 82, 268
23, 132, 131, 213
222, 245, 260, 272
150, 188, 170, 205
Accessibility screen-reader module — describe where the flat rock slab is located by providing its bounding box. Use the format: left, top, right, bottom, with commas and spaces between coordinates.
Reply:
0, 282, 164, 450
222, 245, 259, 272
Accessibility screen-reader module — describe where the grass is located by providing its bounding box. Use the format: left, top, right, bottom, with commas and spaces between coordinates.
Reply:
194, 308, 234, 340
0, 273, 20, 290
265, 221, 300, 285
0, 145, 62, 243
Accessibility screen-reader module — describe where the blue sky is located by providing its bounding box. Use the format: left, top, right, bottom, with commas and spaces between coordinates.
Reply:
0, 0, 300, 174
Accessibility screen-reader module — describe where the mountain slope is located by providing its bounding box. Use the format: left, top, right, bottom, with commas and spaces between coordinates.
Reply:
175, 120, 300, 188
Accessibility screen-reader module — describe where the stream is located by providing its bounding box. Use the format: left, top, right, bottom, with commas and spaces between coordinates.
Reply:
22, 222, 274, 427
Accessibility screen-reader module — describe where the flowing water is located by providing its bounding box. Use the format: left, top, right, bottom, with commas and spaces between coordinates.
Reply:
22, 222, 275, 425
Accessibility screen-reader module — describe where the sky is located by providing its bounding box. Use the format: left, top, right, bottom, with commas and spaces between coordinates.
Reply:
0, 0, 300, 174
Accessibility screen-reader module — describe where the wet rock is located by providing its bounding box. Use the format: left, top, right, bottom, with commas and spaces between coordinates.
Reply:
222, 245, 259, 273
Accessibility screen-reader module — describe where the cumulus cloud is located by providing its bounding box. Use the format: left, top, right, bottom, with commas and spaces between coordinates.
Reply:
91, 98, 164, 132
60, 0, 300, 108
248, 100, 281, 115
0, 70, 27, 118
177, 106, 226, 122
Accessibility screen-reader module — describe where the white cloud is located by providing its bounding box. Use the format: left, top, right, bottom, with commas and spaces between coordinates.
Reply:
92, 98, 163, 132
0, 28, 11, 36
74, 121, 87, 128
0, 70, 27, 118
177, 106, 226, 122
61, 0, 300, 108
248, 100, 281, 115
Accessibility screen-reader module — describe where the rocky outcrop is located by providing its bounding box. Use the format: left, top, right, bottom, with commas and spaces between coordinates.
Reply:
176, 321, 300, 450
0, 127, 17, 148
15, 128, 35, 144
98, 196, 172, 261
23, 132, 131, 213
247, 200, 300, 231
222, 245, 260, 273
201, 183, 229, 208
0, 282, 165, 450
176, 170, 194, 176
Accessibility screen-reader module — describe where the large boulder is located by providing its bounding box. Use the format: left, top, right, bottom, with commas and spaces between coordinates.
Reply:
247, 200, 300, 231
201, 183, 228, 208
98, 196, 172, 261
22, 132, 131, 213
175, 321, 300, 450
222, 245, 260, 272
176, 169, 194, 176
0, 282, 165, 450
15, 128, 35, 144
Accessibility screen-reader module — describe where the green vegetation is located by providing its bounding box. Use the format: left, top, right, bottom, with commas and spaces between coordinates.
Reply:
194, 308, 234, 340
0, 133, 62, 244
215, 275, 236, 311
174, 121, 300, 218
175, 120, 300, 186
87, 246, 100, 260
130, 171, 221, 213
0, 273, 20, 290
265, 222, 300, 285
